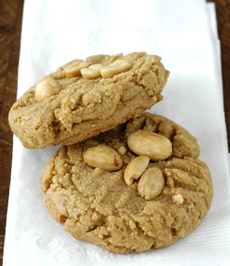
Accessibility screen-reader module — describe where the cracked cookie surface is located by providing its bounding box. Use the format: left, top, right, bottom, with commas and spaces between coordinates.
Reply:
40, 113, 213, 254
8, 52, 169, 149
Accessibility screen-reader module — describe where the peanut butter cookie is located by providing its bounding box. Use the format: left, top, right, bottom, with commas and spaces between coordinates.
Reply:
8, 52, 169, 149
40, 113, 213, 254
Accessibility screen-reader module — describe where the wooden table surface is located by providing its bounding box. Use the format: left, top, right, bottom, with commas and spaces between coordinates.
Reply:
0, 0, 230, 264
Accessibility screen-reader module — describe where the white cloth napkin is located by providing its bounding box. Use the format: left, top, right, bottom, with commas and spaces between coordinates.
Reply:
3, 0, 230, 265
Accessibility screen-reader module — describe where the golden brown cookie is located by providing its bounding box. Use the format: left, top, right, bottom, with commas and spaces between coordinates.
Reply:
40, 113, 213, 254
8, 52, 169, 149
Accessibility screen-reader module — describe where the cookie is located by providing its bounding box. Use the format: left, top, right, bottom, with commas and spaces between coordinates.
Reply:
40, 113, 213, 254
8, 52, 169, 149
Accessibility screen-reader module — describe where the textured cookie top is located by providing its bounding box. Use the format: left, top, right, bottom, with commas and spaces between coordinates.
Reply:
40, 113, 213, 254
8, 52, 169, 149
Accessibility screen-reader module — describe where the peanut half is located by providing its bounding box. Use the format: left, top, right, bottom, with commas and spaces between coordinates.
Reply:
81, 64, 103, 79
137, 167, 165, 200
35, 76, 62, 102
124, 156, 150, 186
127, 130, 172, 161
101, 59, 131, 78
83, 145, 123, 171
64, 60, 89, 78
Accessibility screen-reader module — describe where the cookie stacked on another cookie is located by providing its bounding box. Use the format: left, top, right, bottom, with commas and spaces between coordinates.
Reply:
8, 52, 169, 149
8, 52, 213, 254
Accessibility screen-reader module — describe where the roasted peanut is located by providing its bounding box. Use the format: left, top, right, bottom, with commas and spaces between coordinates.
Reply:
127, 130, 172, 161
172, 194, 184, 204
101, 59, 131, 78
124, 156, 150, 186
81, 64, 103, 79
64, 60, 89, 78
83, 145, 123, 171
117, 146, 127, 156
137, 167, 165, 200
35, 76, 62, 102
